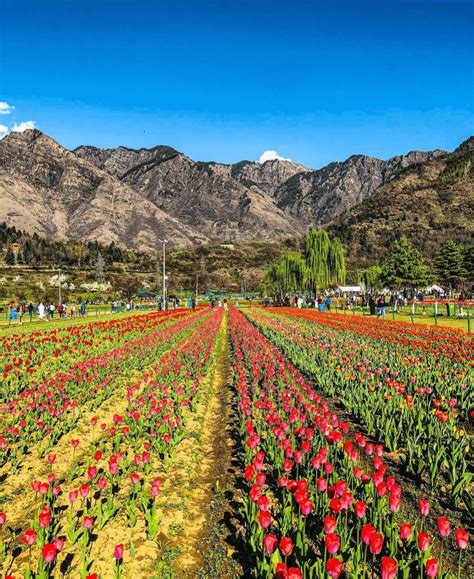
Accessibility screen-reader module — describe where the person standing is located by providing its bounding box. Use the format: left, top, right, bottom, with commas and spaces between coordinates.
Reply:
28, 302, 34, 322
8, 305, 18, 326
376, 296, 386, 319
49, 303, 55, 319
38, 302, 45, 320
369, 295, 376, 316
325, 296, 332, 312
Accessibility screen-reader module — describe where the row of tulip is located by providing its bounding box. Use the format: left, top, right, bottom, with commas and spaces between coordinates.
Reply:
0, 308, 224, 578
1, 309, 192, 402
228, 307, 470, 578
243, 308, 472, 503
0, 309, 202, 472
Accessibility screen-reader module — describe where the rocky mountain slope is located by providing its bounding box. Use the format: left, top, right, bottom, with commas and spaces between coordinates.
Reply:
1, 129, 470, 256
75, 143, 446, 239
327, 138, 474, 261
74, 146, 306, 242
0, 130, 207, 251
272, 150, 446, 226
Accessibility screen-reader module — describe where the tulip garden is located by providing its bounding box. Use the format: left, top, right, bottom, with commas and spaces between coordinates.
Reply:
0, 305, 471, 577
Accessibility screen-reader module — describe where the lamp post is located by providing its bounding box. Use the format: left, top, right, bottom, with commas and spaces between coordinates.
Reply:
159, 239, 168, 310
58, 268, 62, 306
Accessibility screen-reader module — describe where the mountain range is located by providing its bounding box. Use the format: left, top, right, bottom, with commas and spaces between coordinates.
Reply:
0, 129, 472, 256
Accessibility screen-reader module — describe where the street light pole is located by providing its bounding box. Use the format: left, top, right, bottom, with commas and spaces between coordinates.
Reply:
58, 267, 62, 305
159, 239, 168, 310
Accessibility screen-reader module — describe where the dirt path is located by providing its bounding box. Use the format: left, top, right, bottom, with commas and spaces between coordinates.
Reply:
148, 311, 238, 578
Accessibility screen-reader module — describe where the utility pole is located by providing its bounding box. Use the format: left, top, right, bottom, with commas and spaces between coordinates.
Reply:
159, 239, 168, 310
58, 267, 62, 305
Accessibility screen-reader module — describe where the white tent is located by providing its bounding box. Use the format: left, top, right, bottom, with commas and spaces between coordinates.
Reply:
425, 285, 445, 294
337, 285, 362, 293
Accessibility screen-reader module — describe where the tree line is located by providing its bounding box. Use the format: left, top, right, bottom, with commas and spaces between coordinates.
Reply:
0, 223, 154, 269
265, 230, 473, 296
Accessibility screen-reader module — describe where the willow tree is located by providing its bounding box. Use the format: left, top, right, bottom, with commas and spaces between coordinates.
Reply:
362, 265, 382, 294
264, 252, 307, 299
328, 237, 346, 286
305, 229, 330, 293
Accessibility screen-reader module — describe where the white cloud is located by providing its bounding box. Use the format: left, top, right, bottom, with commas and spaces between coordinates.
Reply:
0, 124, 8, 139
258, 150, 291, 164
0, 102, 15, 115
12, 120, 36, 132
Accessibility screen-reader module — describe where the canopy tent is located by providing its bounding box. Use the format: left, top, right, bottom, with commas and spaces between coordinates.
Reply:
337, 285, 362, 293
135, 290, 157, 298
425, 285, 445, 294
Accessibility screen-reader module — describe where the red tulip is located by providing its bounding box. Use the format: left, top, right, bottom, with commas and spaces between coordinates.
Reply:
114, 544, 124, 560
87, 466, 97, 480
39, 507, 51, 529
400, 523, 412, 541
437, 517, 450, 537
369, 533, 384, 555
20, 529, 37, 546
258, 510, 271, 529
361, 524, 376, 545
324, 533, 340, 554
300, 498, 313, 515
263, 533, 278, 554
130, 473, 140, 485
381, 557, 397, 579
42, 543, 57, 563
389, 494, 400, 513
419, 499, 430, 516
256, 472, 266, 486
257, 495, 270, 512
47, 454, 56, 465
324, 515, 337, 534
425, 559, 439, 577
244, 465, 254, 482
0, 512, 6, 525
83, 516, 94, 529
279, 536, 294, 557
455, 528, 469, 549
329, 498, 342, 514
53, 537, 65, 551
276, 563, 288, 579
316, 477, 327, 492
80, 484, 89, 498
418, 532, 430, 551
354, 500, 367, 518
326, 557, 344, 578
288, 568, 303, 579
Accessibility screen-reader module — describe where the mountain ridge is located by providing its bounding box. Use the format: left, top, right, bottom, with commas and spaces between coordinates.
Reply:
0, 129, 472, 256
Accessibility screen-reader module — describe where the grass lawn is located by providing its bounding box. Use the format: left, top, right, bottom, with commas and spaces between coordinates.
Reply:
0, 305, 160, 334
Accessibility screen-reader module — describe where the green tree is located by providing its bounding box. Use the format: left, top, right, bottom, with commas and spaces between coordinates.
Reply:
435, 240, 467, 289
264, 252, 307, 299
362, 265, 383, 293
305, 229, 330, 292
463, 245, 474, 281
381, 236, 429, 289
5, 246, 15, 266
328, 237, 346, 286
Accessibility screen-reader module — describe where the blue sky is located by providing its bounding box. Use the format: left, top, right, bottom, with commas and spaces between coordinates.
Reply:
1, 0, 472, 168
